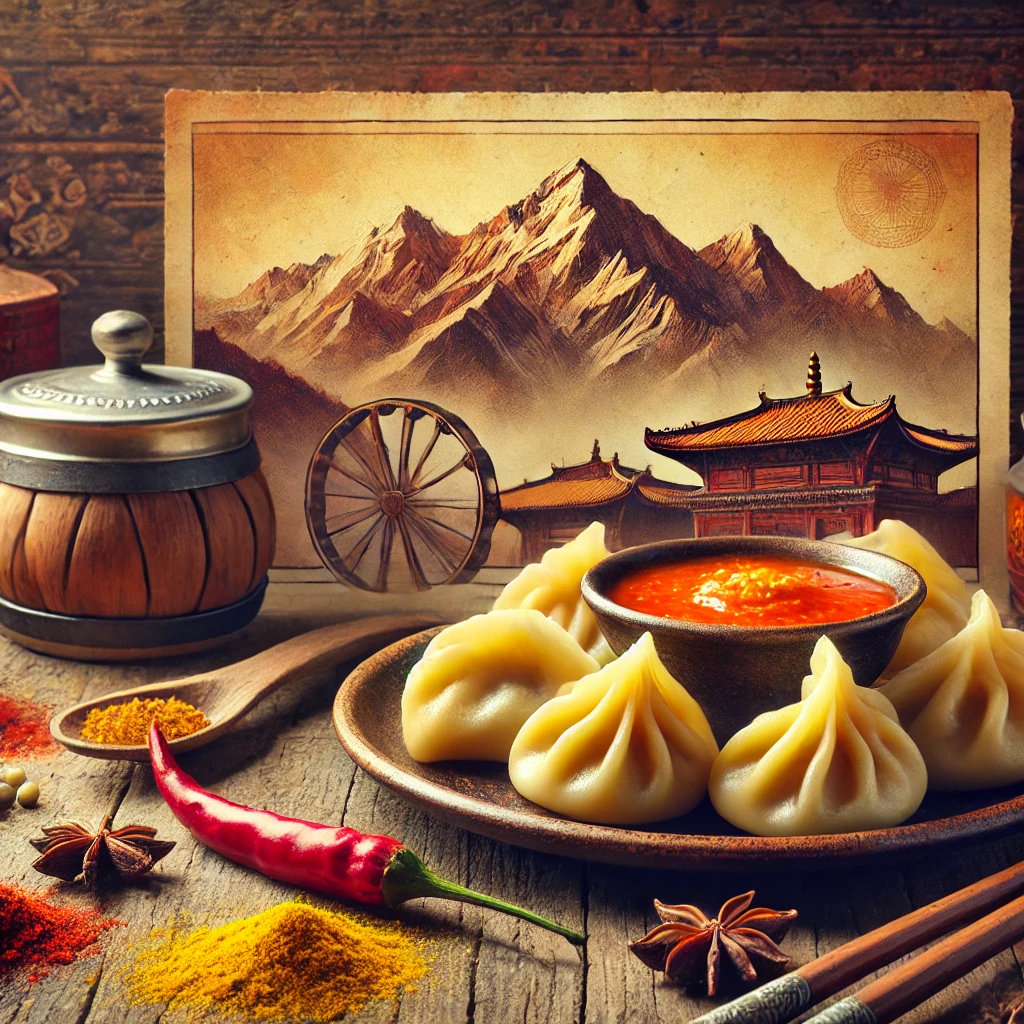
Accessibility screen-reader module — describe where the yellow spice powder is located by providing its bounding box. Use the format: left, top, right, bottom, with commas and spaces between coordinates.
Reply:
81, 696, 209, 745
123, 901, 428, 1021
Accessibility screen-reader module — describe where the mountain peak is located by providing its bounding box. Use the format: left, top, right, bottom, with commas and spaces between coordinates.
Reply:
836, 267, 889, 296
724, 223, 782, 259
556, 156, 597, 176
732, 222, 770, 246
371, 206, 458, 279
486, 157, 617, 233
384, 205, 448, 240
702, 222, 781, 260
824, 267, 924, 329
937, 316, 972, 342
250, 262, 313, 294
698, 222, 817, 309
534, 157, 613, 205
285, 253, 332, 276
854, 267, 883, 289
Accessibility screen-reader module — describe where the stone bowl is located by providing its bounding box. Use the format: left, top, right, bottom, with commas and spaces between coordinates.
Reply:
581, 536, 926, 744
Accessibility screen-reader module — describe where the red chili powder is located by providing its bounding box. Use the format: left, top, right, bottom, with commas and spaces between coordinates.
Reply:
0, 693, 59, 758
0, 882, 122, 982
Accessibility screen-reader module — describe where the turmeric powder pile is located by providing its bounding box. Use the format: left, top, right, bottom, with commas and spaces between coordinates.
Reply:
81, 696, 209, 745
123, 901, 428, 1021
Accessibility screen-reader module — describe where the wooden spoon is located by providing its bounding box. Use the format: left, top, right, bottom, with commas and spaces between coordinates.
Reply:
51, 614, 443, 761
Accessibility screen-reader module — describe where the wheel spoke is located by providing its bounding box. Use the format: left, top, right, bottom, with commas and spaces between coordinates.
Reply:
323, 491, 381, 502
375, 518, 395, 591
395, 515, 429, 590
397, 410, 416, 491
325, 503, 381, 536
407, 454, 471, 497
338, 432, 389, 495
406, 519, 458, 577
408, 420, 442, 489
369, 407, 398, 491
406, 505, 474, 544
407, 498, 479, 511
338, 515, 386, 577
317, 453, 380, 496
405, 509, 463, 574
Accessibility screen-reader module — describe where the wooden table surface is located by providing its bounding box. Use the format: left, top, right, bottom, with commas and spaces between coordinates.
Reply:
3, 586, 1024, 1024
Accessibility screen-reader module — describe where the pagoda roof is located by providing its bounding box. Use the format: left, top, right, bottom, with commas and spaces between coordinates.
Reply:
902, 425, 977, 454
645, 382, 977, 459
500, 442, 696, 513
500, 441, 640, 512
633, 473, 701, 508
500, 471, 634, 512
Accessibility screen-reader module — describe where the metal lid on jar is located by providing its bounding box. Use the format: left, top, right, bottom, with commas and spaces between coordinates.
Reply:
0, 311, 259, 493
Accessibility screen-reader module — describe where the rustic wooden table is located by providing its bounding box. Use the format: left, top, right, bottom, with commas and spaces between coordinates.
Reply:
3, 586, 1024, 1024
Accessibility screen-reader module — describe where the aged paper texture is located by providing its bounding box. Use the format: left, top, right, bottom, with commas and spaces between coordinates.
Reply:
165, 91, 1011, 601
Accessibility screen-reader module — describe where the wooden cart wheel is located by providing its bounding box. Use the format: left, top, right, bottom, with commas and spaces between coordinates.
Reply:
305, 399, 500, 592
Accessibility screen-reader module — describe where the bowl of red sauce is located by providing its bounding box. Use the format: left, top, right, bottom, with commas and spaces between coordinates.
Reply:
581, 536, 925, 743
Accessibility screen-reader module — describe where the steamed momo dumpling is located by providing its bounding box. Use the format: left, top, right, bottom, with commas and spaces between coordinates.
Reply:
709, 635, 927, 836
843, 520, 970, 675
879, 590, 1024, 790
402, 610, 599, 763
494, 521, 614, 664
508, 632, 718, 824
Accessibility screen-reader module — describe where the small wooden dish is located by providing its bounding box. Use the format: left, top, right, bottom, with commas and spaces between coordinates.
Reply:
334, 628, 1024, 871
53, 614, 441, 760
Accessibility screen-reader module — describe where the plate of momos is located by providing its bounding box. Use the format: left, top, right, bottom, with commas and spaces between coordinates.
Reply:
333, 521, 1024, 869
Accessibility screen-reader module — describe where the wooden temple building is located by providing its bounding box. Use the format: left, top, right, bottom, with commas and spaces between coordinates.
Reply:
644, 354, 979, 566
499, 441, 698, 562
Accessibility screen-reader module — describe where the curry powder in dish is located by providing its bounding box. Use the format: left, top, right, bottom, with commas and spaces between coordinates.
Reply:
81, 696, 209, 745
123, 901, 428, 1021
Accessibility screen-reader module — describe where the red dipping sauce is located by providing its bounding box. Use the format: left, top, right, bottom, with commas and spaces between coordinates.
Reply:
609, 554, 899, 627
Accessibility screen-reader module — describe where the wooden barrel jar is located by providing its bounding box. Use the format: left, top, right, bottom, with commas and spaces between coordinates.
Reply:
0, 310, 275, 660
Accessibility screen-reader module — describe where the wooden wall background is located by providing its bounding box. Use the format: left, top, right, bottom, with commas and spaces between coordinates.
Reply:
0, 0, 1021, 450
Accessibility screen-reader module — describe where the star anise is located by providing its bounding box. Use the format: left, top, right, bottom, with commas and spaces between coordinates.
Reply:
30, 812, 175, 888
629, 891, 797, 995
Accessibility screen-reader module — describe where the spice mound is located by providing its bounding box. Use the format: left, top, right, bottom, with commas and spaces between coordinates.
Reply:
81, 696, 209, 745
0, 693, 59, 758
0, 881, 121, 983
124, 901, 428, 1021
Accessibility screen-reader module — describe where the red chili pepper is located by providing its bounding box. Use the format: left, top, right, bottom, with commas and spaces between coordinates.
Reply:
148, 722, 582, 944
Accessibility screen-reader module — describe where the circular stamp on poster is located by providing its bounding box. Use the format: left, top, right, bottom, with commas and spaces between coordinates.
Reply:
836, 138, 946, 248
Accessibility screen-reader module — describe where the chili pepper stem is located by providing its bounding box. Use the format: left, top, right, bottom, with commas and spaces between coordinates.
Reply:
381, 848, 584, 945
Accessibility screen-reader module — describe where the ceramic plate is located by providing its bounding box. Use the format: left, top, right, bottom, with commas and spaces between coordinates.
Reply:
333, 627, 1024, 870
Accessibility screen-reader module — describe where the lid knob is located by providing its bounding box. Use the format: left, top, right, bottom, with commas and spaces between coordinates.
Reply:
91, 310, 153, 377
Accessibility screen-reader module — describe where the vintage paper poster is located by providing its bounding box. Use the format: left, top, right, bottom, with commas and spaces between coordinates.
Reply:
164, 91, 1011, 604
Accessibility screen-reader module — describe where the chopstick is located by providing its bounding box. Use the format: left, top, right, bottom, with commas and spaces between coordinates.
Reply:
801, 893, 1024, 1023
689, 858, 1024, 1024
